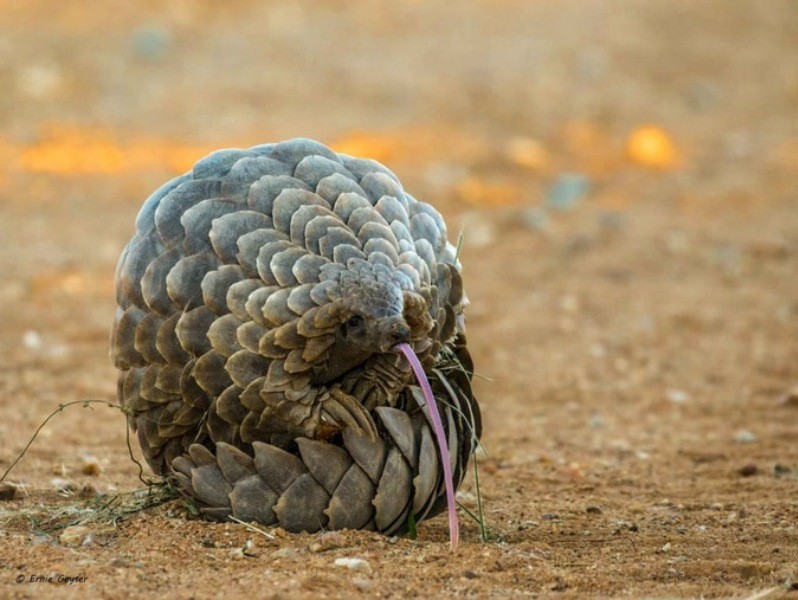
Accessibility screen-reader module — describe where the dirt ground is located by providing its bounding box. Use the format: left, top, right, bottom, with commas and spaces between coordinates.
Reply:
1, 1, 797, 598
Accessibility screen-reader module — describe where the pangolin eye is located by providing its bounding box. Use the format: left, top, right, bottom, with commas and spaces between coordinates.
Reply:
346, 315, 364, 329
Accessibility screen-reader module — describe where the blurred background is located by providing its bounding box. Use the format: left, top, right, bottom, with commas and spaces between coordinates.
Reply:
1, 1, 797, 595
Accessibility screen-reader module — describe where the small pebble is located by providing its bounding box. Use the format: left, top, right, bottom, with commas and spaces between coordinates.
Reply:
456, 491, 476, 504
542, 513, 560, 521
738, 464, 758, 477
546, 173, 590, 212
308, 531, 344, 553
81, 455, 102, 476
271, 547, 297, 559
614, 521, 638, 533
59, 525, 91, 547
110, 557, 130, 568
51, 477, 77, 494
778, 388, 798, 408
734, 430, 758, 444
353, 578, 374, 591
773, 464, 794, 478
586, 506, 602, 515
566, 462, 585, 480
666, 389, 690, 404
521, 208, 549, 230
23, 330, 43, 350
229, 547, 245, 560
0, 482, 17, 500
240, 540, 257, 557
132, 27, 171, 60
80, 482, 103, 498
589, 413, 605, 429
659, 542, 672, 553
334, 557, 372, 575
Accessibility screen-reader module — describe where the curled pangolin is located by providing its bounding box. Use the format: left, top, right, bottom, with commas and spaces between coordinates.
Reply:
111, 138, 481, 541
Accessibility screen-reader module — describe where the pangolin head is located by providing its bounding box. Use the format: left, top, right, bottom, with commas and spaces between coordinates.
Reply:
319, 257, 433, 381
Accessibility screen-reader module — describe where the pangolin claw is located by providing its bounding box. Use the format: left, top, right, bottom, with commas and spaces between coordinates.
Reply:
320, 387, 379, 442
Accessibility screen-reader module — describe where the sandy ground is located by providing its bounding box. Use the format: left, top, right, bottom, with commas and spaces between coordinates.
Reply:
1, 1, 797, 598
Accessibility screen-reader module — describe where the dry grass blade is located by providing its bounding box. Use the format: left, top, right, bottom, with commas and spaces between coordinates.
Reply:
0, 399, 178, 534
228, 516, 276, 539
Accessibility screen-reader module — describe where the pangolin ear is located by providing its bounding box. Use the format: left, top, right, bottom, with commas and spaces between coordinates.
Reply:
402, 291, 433, 338
402, 290, 425, 313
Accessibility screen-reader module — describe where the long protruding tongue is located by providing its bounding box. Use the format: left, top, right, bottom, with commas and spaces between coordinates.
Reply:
396, 342, 459, 551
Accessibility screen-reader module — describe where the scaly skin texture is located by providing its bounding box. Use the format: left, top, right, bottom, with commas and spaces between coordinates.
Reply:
111, 138, 481, 533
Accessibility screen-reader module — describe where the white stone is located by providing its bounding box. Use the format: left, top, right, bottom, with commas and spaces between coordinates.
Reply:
334, 557, 372, 575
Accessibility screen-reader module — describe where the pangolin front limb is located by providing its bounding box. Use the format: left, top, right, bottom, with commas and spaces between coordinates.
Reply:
111, 138, 481, 535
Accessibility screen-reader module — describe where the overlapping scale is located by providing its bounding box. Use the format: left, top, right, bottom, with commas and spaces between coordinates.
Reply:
112, 138, 479, 535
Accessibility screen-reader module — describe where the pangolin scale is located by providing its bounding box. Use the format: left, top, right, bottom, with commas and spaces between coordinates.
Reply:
111, 138, 481, 535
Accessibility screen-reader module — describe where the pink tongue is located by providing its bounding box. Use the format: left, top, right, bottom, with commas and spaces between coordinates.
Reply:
396, 342, 459, 551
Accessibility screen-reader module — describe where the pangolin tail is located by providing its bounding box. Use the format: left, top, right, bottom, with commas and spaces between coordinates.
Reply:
170, 348, 481, 537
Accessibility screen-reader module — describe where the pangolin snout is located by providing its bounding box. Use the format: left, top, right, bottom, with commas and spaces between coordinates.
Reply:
379, 316, 411, 352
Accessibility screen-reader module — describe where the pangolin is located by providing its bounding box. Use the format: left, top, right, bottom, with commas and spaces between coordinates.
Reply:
111, 138, 481, 543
